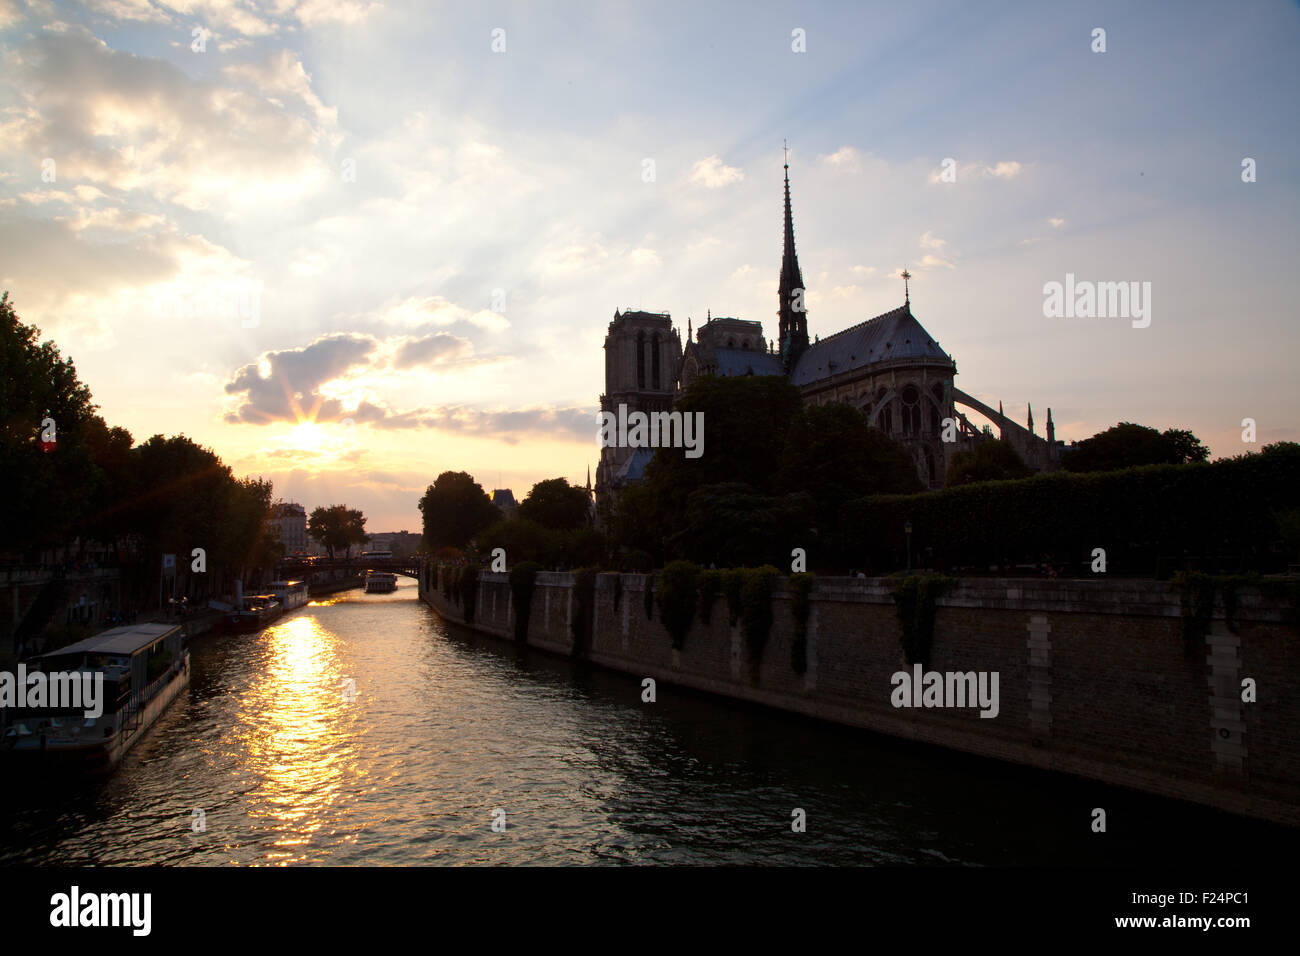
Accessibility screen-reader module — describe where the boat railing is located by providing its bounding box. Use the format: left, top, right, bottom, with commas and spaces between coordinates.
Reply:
119, 656, 187, 741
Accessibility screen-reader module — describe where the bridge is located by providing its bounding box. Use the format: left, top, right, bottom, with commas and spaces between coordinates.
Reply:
274, 556, 424, 580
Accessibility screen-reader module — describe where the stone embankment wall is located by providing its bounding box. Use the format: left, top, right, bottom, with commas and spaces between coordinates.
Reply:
420, 568, 1299, 826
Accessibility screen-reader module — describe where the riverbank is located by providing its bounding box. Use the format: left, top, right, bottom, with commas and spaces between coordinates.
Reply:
420, 567, 1300, 827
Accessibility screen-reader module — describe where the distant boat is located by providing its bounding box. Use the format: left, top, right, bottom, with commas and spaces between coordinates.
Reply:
364, 571, 398, 594
1, 623, 190, 772
266, 579, 309, 611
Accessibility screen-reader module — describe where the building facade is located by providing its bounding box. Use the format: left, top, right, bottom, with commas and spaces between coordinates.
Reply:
270, 501, 308, 555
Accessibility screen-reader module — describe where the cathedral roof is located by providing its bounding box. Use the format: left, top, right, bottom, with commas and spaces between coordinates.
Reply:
789, 302, 952, 386
711, 348, 785, 378
613, 447, 654, 483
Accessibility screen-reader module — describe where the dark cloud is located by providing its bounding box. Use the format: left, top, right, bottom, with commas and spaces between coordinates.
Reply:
223, 333, 376, 424
393, 331, 473, 369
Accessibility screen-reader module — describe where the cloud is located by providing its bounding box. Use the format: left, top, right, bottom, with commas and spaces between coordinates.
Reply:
689, 155, 744, 188
1049, 217, 1066, 229
393, 331, 474, 369
378, 295, 510, 333
927, 159, 1025, 183
222, 49, 338, 129
417, 405, 597, 444
629, 247, 661, 268
985, 161, 1022, 179
224, 333, 378, 424
821, 146, 861, 171
918, 231, 956, 269
2, 29, 332, 211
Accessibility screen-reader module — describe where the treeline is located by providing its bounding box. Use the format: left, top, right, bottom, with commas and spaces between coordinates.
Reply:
1, 292, 282, 604
415, 370, 1296, 577
844, 442, 1300, 576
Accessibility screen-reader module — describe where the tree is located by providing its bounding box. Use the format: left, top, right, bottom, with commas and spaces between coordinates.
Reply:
518, 477, 591, 531
1062, 422, 1209, 472
639, 375, 804, 552
308, 504, 368, 558
777, 403, 923, 524
418, 471, 499, 551
0, 291, 104, 552
944, 439, 1033, 487
675, 483, 813, 568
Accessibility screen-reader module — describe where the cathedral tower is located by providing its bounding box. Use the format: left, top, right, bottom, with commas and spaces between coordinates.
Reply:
594, 308, 681, 524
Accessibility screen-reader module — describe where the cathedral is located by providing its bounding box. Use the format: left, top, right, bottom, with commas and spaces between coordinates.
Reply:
595, 156, 1063, 520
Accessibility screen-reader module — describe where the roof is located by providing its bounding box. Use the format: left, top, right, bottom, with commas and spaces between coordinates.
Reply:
614, 447, 655, 482
712, 348, 786, 377
790, 303, 952, 386
36, 623, 181, 659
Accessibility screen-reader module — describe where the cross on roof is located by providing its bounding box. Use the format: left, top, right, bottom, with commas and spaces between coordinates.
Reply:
900, 267, 912, 302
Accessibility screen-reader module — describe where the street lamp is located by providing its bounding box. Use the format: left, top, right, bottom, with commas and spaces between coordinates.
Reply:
905, 520, 913, 574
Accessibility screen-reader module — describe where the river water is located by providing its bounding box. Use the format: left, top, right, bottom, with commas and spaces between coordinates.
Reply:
0, 580, 1292, 866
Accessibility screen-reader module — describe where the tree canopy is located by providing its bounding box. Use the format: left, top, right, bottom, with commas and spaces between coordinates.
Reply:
418, 471, 500, 550
518, 477, 591, 531
308, 504, 368, 558
1062, 422, 1210, 472
944, 438, 1033, 487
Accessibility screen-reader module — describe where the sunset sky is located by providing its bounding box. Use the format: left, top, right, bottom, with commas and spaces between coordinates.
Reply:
2, 0, 1297, 532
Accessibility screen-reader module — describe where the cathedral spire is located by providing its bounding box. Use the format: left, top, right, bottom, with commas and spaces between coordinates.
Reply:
1027, 403, 1034, 434
778, 147, 809, 371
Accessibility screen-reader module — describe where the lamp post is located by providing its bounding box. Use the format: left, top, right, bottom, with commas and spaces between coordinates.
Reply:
905, 520, 913, 574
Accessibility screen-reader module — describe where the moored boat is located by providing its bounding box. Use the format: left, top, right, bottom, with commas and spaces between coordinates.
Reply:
267, 579, 309, 611
364, 571, 398, 593
1, 623, 190, 772
227, 595, 282, 632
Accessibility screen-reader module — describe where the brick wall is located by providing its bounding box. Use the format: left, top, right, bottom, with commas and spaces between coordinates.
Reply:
423, 567, 1300, 826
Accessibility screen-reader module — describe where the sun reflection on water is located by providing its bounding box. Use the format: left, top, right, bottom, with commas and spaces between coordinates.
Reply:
236, 614, 356, 862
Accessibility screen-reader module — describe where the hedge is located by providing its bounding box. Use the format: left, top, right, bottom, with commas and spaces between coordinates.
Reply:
842, 446, 1300, 575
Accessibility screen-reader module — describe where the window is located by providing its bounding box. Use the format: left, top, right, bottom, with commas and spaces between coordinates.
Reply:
651, 332, 661, 388
901, 384, 921, 435
636, 332, 645, 389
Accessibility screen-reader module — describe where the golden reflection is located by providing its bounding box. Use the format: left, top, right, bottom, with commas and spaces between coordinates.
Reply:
236, 614, 356, 863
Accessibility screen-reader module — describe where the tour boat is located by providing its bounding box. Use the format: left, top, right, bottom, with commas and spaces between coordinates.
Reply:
227, 594, 282, 632
1, 623, 190, 772
267, 579, 310, 611
364, 571, 398, 594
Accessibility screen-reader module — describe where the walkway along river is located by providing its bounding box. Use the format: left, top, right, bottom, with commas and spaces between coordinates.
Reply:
1, 579, 1294, 865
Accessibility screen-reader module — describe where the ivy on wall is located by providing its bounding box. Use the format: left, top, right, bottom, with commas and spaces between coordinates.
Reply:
570, 567, 598, 656
789, 572, 815, 674
697, 568, 724, 626
891, 574, 955, 667
657, 561, 700, 650
509, 561, 542, 642
458, 566, 480, 625
738, 566, 780, 662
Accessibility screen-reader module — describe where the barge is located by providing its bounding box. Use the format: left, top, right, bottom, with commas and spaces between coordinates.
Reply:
1, 623, 190, 772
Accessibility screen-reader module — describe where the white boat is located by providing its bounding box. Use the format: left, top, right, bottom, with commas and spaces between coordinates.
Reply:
364, 571, 398, 593
227, 595, 282, 632
267, 579, 310, 611
1, 623, 190, 773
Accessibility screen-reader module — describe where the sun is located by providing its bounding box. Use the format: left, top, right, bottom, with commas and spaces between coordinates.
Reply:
287, 420, 326, 452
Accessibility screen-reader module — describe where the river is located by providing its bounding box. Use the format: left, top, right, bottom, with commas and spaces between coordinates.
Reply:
1, 579, 1292, 865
